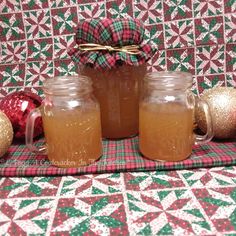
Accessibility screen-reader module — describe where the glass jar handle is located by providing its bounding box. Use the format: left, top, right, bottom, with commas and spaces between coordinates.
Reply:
25, 108, 46, 154
194, 99, 214, 145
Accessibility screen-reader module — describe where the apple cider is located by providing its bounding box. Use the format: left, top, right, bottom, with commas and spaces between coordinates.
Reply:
82, 64, 147, 139
139, 71, 214, 162
139, 102, 194, 161
25, 76, 103, 168
42, 107, 102, 168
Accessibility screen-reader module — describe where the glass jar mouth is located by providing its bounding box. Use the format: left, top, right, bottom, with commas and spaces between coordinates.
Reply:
43, 75, 92, 96
145, 71, 193, 90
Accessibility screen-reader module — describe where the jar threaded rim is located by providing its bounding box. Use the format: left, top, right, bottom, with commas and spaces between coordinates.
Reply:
145, 71, 193, 90
43, 76, 92, 96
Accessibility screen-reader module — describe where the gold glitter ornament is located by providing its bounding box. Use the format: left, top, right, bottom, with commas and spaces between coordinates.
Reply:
196, 87, 236, 139
0, 111, 13, 157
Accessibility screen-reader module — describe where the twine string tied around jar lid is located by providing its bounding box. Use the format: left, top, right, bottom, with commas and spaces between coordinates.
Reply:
78, 43, 141, 55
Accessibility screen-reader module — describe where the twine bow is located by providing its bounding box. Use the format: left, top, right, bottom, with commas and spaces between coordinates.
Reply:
78, 43, 141, 55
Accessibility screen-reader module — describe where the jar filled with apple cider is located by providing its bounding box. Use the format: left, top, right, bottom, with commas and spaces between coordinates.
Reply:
26, 76, 102, 168
69, 18, 156, 139
139, 72, 213, 162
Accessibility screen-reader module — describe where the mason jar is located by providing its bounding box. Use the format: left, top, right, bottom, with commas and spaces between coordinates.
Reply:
139, 71, 214, 162
69, 18, 156, 139
81, 64, 146, 139
26, 76, 102, 168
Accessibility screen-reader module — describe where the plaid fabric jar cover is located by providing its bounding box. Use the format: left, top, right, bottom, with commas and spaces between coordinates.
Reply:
68, 18, 157, 69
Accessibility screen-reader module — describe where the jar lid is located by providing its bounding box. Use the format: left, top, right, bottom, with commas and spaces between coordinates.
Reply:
68, 18, 156, 70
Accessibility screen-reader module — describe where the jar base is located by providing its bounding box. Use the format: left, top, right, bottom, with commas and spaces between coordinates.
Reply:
102, 133, 138, 140
139, 150, 191, 162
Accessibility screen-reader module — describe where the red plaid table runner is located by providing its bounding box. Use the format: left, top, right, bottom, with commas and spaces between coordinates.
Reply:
0, 137, 236, 177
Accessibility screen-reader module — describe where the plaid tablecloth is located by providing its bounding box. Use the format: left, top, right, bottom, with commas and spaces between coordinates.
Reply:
1, 136, 236, 177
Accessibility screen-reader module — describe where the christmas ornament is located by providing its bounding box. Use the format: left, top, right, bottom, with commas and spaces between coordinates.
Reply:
0, 91, 43, 139
0, 111, 13, 157
196, 87, 236, 139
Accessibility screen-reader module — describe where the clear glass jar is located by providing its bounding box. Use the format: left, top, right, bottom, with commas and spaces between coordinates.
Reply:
81, 64, 147, 139
139, 71, 213, 162
26, 76, 102, 168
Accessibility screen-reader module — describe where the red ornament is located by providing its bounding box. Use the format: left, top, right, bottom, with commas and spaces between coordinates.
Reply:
0, 91, 43, 139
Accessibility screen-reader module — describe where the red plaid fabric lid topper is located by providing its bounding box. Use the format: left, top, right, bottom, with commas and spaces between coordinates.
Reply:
68, 18, 157, 69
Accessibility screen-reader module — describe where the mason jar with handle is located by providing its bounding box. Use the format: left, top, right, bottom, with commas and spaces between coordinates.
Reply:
25, 76, 102, 168
139, 71, 214, 162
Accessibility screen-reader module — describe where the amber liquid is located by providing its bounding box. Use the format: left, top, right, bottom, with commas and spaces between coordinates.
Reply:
82, 65, 146, 139
139, 102, 194, 161
42, 107, 102, 168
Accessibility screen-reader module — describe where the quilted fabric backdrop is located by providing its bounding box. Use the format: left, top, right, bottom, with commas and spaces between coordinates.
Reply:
0, 0, 235, 96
